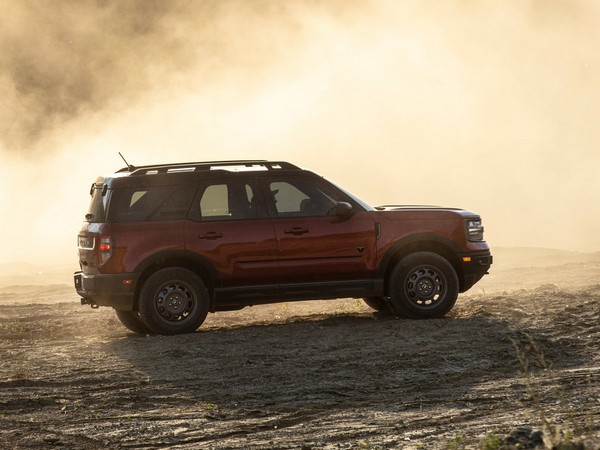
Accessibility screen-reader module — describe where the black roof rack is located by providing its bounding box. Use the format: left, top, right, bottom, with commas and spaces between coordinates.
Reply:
116, 160, 300, 175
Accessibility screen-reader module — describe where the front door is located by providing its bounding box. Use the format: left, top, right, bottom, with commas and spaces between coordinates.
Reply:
264, 176, 377, 296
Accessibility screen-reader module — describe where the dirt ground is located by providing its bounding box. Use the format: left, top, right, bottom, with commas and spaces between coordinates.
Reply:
0, 248, 599, 449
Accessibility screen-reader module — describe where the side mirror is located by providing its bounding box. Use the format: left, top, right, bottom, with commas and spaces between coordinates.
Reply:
334, 202, 354, 219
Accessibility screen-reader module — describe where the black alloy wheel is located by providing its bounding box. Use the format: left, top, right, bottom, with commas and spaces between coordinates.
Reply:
388, 252, 459, 318
138, 268, 209, 335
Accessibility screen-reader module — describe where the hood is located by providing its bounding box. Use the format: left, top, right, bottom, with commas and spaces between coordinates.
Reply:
373, 205, 479, 220
375, 205, 455, 211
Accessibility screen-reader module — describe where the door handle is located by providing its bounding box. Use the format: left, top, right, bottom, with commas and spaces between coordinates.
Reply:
284, 227, 309, 235
198, 232, 223, 240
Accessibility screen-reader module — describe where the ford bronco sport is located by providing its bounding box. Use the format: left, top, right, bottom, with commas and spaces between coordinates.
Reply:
75, 160, 492, 335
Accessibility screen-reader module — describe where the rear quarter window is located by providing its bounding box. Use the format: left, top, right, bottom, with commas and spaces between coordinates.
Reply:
108, 184, 196, 222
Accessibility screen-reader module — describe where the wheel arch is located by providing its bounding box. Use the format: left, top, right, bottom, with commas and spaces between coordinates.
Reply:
132, 250, 220, 312
379, 234, 464, 295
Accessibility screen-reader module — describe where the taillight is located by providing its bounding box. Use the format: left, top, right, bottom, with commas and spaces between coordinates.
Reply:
98, 236, 113, 265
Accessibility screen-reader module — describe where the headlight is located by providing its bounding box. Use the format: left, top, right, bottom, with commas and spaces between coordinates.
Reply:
465, 219, 484, 241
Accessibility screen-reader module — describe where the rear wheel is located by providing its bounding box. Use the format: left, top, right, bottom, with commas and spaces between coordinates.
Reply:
388, 252, 459, 319
115, 310, 150, 335
138, 268, 209, 335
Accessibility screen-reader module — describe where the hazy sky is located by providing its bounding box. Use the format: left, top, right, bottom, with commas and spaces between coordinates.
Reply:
1, 0, 599, 266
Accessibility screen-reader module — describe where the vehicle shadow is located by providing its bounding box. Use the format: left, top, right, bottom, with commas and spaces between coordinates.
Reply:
100, 310, 585, 416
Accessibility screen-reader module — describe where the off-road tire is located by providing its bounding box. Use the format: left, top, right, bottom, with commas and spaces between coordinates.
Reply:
138, 268, 209, 335
388, 252, 459, 319
115, 309, 150, 335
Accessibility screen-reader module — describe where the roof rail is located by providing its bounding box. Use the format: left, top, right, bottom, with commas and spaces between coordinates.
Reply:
116, 160, 300, 175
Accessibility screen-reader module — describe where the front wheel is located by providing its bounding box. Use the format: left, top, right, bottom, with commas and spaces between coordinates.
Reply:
388, 252, 459, 319
138, 268, 209, 335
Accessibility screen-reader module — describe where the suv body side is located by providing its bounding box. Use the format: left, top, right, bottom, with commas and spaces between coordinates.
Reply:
75, 162, 491, 326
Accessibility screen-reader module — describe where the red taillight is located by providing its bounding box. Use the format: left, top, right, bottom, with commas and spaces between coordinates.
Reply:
98, 236, 113, 265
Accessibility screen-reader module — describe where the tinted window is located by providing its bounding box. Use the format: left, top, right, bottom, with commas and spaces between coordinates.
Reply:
86, 185, 109, 223
109, 185, 195, 222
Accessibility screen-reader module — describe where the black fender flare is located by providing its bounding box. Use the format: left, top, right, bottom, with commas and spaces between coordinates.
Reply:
132, 249, 221, 310
378, 233, 463, 290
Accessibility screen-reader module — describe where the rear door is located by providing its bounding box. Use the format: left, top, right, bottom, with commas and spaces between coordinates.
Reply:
184, 177, 279, 294
263, 176, 377, 294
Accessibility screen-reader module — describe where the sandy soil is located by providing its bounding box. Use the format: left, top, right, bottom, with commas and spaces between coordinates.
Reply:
0, 248, 599, 449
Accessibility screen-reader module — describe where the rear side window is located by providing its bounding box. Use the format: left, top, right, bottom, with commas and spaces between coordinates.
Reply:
193, 180, 259, 221
108, 185, 196, 222
200, 184, 230, 217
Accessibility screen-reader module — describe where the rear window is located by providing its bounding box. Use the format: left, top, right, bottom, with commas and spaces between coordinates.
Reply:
108, 184, 196, 222
86, 185, 109, 223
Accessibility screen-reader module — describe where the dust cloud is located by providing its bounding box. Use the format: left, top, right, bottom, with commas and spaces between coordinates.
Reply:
1, 0, 599, 265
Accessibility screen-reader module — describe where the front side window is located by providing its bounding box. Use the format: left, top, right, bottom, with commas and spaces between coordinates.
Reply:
269, 179, 339, 217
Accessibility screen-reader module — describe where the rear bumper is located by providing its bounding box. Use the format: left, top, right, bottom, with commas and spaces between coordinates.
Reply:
459, 251, 493, 292
74, 271, 140, 310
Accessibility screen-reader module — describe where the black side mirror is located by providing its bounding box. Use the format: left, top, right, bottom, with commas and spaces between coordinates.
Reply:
334, 202, 354, 219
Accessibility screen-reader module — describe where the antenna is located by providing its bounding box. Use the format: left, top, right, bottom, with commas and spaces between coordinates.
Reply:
118, 152, 135, 172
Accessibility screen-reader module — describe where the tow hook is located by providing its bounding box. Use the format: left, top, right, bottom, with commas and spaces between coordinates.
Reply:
80, 297, 99, 309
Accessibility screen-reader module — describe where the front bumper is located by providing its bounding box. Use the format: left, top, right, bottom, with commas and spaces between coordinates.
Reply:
459, 251, 493, 292
74, 271, 140, 310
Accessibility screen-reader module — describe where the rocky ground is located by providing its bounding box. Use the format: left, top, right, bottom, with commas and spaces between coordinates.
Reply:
0, 248, 598, 449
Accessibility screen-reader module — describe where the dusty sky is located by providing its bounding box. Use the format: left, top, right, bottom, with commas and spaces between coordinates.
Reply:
1, 0, 599, 266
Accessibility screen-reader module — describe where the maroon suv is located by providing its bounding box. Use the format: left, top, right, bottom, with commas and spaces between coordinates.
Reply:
75, 160, 492, 335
